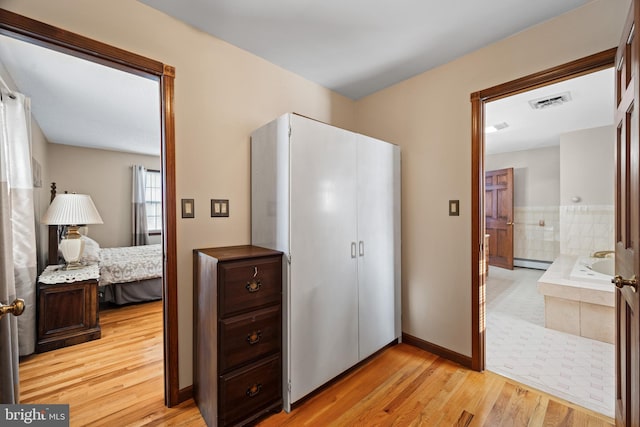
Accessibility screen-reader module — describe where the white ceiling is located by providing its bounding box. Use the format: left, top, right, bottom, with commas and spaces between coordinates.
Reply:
0, 34, 161, 156
0, 2, 612, 156
139, 0, 592, 100
486, 68, 615, 155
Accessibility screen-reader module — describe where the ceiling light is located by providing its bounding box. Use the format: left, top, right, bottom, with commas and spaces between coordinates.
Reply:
485, 122, 509, 133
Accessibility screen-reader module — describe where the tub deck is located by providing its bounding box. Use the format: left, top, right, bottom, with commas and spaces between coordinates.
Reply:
537, 254, 614, 344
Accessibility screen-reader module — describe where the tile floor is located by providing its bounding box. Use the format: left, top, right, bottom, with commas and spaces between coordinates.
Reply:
486, 266, 615, 417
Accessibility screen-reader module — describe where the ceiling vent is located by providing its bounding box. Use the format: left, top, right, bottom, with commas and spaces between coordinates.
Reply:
528, 91, 572, 110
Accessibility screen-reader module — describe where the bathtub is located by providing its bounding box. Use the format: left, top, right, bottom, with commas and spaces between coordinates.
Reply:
537, 254, 614, 344
569, 256, 614, 285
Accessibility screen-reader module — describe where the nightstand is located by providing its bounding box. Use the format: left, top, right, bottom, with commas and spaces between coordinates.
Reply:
36, 264, 101, 353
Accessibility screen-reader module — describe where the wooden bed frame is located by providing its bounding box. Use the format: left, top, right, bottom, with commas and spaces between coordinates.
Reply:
48, 182, 61, 266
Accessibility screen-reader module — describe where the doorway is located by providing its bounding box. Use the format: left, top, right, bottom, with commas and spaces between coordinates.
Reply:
471, 48, 616, 399
482, 66, 616, 416
0, 9, 179, 406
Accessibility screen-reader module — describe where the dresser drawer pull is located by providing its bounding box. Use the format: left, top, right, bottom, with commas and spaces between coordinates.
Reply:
246, 330, 262, 345
246, 383, 262, 397
245, 280, 262, 293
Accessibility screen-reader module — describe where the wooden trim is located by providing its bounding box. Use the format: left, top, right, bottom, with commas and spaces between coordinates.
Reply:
470, 91, 485, 372
470, 48, 617, 372
0, 8, 163, 77
402, 333, 472, 368
0, 8, 180, 407
178, 385, 193, 403
161, 65, 179, 407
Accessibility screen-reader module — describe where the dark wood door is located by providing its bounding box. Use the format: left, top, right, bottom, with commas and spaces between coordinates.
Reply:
614, 2, 640, 425
485, 168, 514, 270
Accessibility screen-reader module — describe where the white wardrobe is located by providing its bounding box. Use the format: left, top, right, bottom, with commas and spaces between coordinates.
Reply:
251, 113, 401, 411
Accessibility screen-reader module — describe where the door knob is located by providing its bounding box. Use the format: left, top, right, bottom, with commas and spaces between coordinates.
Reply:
612, 275, 637, 292
0, 298, 25, 320
506, 222, 513, 226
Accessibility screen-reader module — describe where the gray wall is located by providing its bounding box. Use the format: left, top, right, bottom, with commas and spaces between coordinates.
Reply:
485, 145, 560, 207
560, 125, 615, 206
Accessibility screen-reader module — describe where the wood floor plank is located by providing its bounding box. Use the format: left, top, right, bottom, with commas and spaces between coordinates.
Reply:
258, 344, 614, 427
20, 301, 615, 426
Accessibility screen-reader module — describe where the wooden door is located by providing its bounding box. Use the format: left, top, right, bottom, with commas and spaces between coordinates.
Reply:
614, 3, 640, 426
485, 168, 514, 270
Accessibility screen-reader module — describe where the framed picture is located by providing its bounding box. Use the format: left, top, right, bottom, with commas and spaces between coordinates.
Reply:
181, 199, 194, 218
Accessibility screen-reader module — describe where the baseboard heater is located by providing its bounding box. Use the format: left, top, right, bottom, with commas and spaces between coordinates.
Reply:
513, 258, 552, 270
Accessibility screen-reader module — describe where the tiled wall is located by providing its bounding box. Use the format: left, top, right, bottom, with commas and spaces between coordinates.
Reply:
559, 205, 614, 256
513, 205, 615, 261
514, 206, 560, 262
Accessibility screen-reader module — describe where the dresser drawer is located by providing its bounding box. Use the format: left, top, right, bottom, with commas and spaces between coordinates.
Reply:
220, 305, 281, 372
219, 354, 282, 426
219, 256, 281, 316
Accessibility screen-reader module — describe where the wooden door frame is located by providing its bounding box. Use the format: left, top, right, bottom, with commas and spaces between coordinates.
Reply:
470, 48, 616, 371
0, 9, 181, 406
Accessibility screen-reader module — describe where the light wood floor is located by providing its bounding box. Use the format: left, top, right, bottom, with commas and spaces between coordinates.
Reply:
20, 301, 614, 426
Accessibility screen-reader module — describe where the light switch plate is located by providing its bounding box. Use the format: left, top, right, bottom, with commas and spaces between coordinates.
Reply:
449, 200, 459, 216
211, 199, 229, 217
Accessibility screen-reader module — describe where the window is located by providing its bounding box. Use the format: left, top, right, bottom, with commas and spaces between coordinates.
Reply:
145, 169, 162, 234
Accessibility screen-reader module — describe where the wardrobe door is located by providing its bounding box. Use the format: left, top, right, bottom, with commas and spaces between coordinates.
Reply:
357, 136, 400, 360
288, 115, 359, 403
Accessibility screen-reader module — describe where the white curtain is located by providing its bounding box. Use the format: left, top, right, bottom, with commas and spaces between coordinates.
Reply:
0, 90, 37, 403
132, 164, 148, 246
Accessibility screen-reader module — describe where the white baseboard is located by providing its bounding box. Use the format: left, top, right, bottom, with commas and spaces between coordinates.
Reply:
513, 258, 551, 270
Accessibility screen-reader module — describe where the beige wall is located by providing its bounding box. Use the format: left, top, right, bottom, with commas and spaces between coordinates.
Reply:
3, 0, 628, 389
47, 143, 161, 248
560, 125, 615, 206
2, 0, 356, 388
354, 0, 628, 357
486, 146, 560, 207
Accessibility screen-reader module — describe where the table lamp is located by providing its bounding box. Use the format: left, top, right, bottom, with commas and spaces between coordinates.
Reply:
41, 193, 103, 269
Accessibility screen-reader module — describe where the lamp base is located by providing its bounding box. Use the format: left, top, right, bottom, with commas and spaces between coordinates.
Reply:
59, 226, 85, 270
62, 261, 85, 271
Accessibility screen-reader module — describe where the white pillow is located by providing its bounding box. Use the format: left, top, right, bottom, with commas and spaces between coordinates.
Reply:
81, 235, 101, 263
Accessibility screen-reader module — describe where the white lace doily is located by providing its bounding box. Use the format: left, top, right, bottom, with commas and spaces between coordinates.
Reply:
39, 264, 99, 284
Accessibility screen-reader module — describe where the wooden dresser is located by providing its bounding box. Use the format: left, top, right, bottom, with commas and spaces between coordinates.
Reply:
193, 245, 283, 426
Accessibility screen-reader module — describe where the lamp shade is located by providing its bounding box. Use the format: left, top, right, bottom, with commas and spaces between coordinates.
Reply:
41, 193, 104, 225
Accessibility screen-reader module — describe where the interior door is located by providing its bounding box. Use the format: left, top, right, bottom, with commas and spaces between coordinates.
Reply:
289, 115, 359, 404
485, 168, 514, 270
356, 136, 399, 360
614, 3, 640, 425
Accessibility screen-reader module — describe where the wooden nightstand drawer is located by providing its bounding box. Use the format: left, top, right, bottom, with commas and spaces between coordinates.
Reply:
218, 256, 281, 316
36, 277, 100, 353
219, 354, 282, 426
219, 305, 281, 372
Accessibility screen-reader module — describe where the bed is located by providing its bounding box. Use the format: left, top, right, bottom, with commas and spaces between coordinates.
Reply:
48, 183, 163, 305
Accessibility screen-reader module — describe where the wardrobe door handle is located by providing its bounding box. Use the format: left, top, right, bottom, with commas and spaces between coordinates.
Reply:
351, 242, 357, 258
359, 241, 364, 257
